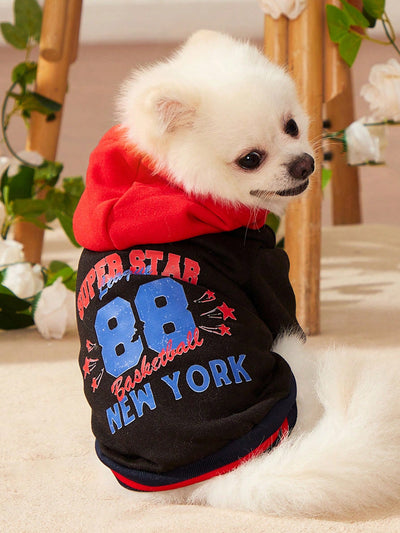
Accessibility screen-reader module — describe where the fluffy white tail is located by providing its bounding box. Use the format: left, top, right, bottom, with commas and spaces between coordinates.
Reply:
182, 335, 400, 519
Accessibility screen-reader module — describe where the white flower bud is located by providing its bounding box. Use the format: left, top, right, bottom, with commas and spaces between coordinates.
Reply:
0, 156, 10, 177
0, 203, 6, 233
34, 277, 75, 339
344, 119, 383, 166
0, 238, 25, 267
258, 0, 307, 19
360, 59, 400, 122
2, 262, 44, 299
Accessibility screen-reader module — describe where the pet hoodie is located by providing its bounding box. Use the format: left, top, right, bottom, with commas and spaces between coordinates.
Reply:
74, 126, 302, 491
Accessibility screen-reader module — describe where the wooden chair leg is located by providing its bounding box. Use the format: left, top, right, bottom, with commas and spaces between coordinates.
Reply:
325, 70, 362, 225
13, 0, 82, 264
324, 0, 361, 225
285, 0, 324, 335
264, 14, 288, 66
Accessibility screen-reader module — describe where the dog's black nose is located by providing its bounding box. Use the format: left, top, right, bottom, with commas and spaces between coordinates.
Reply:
288, 154, 315, 180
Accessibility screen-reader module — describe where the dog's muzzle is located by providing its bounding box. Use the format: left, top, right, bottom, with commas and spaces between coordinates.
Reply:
249, 153, 315, 199
287, 153, 315, 181
275, 153, 314, 197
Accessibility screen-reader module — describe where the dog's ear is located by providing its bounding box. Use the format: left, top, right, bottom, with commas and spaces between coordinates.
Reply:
146, 86, 198, 135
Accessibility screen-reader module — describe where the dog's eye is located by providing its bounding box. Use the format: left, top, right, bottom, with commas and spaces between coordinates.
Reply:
236, 151, 266, 171
285, 118, 299, 137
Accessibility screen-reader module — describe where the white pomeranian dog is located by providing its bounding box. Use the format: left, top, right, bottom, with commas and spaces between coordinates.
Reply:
74, 31, 400, 520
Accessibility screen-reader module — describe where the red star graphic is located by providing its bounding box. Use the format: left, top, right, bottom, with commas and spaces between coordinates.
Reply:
91, 377, 99, 392
218, 324, 231, 336
83, 358, 91, 379
82, 357, 98, 379
86, 339, 96, 352
205, 290, 215, 301
217, 302, 236, 321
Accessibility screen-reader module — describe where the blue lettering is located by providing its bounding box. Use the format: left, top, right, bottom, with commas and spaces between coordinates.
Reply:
129, 383, 156, 417
161, 371, 182, 400
209, 359, 232, 388
228, 354, 251, 383
106, 403, 123, 435
186, 364, 210, 393
119, 395, 136, 426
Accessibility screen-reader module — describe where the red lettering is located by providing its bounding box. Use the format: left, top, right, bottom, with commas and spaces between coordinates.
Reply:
77, 292, 84, 320
110, 328, 204, 400
129, 249, 146, 273
140, 355, 152, 378
85, 268, 96, 298
182, 258, 200, 285
94, 258, 107, 289
145, 250, 164, 275
81, 281, 90, 308
151, 356, 161, 371
111, 376, 125, 402
105, 253, 123, 282
161, 253, 181, 280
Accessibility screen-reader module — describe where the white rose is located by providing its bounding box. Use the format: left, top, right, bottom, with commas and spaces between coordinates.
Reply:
0, 156, 10, 177
0, 238, 25, 267
258, 0, 307, 19
344, 119, 383, 166
0, 203, 6, 234
7, 150, 44, 177
34, 277, 75, 339
360, 59, 400, 122
2, 262, 44, 299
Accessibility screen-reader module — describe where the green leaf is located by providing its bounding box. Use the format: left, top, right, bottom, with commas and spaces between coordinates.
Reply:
340, 0, 369, 27
266, 212, 281, 234
0, 22, 28, 49
12, 197, 47, 216
34, 160, 63, 187
12, 61, 37, 88
14, 0, 42, 42
56, 210, 80, 248
30, 91, 62, 112
9, 90, 62, 117
362, 7, 377, 27
326, 5, 351, 43
339, 32, 362, 66
48, 260, 71, 273
363, 0, 385, 20
0, 287, 32, 312
0, 309, 34, 330
62, 176, 84, 198
322, 167, 333, 190
15, 214, 50, 229
1, 166, 34, 202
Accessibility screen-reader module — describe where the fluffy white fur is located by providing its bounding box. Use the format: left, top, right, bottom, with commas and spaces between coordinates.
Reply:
151, 334, 400, 519
117, 30, 313, 216
116, 31, 400, 518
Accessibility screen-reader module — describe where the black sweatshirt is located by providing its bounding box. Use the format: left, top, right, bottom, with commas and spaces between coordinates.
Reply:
76, 225, 301, 491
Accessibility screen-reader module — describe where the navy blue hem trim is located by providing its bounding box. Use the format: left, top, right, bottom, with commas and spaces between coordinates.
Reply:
96, 376, 297, 490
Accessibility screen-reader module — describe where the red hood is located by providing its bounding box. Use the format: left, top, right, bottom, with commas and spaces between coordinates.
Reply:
73, 126, 268, 251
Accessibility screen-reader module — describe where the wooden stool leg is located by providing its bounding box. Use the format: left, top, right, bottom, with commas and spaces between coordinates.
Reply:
326, 71, 362, 225
285, 0, 324, 335
13, 0, 82, 264
324, 0, 361, 225
264, 14, 288, 66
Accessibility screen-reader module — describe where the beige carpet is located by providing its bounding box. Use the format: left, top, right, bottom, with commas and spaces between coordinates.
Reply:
1, 224, 399, 532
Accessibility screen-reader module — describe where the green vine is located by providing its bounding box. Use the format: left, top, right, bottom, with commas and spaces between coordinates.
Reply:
0, 0, 84, 333
326, 0, 398, 67
0, 0, 84, 245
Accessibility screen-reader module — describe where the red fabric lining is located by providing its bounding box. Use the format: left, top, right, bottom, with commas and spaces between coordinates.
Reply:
112, 418, 288, 492
73, 126, 268, 251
